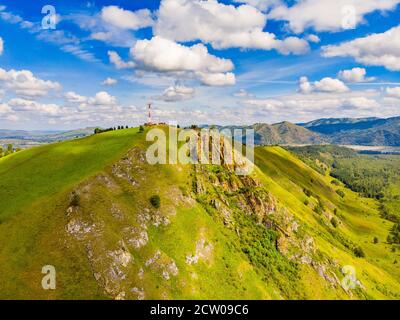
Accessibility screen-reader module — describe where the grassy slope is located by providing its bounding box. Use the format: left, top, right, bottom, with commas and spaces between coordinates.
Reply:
254, 147, 400, 299
0, 129, 144, 299
0, 128, 271, 299
0, 129, 399, 299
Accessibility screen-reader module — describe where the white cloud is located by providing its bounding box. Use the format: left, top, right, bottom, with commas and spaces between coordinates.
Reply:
0, 68, 61, 97
8, 98, 62, 116
269, 0, 400, 33
314, 77, 349, 93
154, 0, 309, 54
0, 102, 12, 114
241, 89, 385, 123
65, 91, 87, 103
306, 34, 320, 43
87, 91, 117, 106
338, 67, 374, 83
299, 76, 313, 94
102, 77, 117, 86
322, 26, 400, 71
299, 76, 349, 93
155, 83, 195, 102
100, 6, 153, 30
130, 36, 235, 86
386, 86, 400, 98
65, 91, 117, 107
197, 72, 236, 86
234, 89, 253, 98
233, 0, 282, 11
131, 36, 233, 73
0, 37, 3, 55
108, 51, 136, 69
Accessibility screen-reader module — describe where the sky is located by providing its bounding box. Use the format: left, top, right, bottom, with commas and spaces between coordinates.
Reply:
0, 0, 400, 130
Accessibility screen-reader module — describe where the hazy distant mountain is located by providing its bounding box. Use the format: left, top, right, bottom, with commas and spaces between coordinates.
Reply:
0, 128, 95, 148
299, 116, 400, 146
208, 121, 326, 145
252, 122, 326, 145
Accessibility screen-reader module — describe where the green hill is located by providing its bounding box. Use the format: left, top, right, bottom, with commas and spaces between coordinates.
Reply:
0, 127, 399, 299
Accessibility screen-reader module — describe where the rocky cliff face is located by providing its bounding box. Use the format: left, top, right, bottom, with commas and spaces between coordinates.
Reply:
62, 140, 356, 299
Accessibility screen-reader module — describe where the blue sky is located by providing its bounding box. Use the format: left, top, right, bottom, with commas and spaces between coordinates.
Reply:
0, 0, 400, 130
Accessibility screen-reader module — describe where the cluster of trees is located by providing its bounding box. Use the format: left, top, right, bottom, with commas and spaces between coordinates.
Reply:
290, 145, 400, 248
0, 144, 20, 158
387, 223, 400, 244
94, 125, 129, 134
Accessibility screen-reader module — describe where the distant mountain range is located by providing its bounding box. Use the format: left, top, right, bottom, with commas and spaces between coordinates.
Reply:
216, 116, 400, 147
299, 116, 400, 146
0, 128, 95, 148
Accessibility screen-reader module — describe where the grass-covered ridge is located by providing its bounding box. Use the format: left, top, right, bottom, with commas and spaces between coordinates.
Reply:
0, 128, 399, 299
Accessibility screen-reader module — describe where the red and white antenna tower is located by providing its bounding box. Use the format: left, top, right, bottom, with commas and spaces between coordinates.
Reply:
147, 103, 152, 124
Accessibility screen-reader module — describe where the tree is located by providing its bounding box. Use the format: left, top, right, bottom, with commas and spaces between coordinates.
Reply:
5, 144, 13, 156
150, 195, 161, 209
331, 217, 338, 228
373, 237, 379, 244
336, 189, 345, 198
0, 147, 3, 158
139, 125, 144, 133
354, 246, 365, 258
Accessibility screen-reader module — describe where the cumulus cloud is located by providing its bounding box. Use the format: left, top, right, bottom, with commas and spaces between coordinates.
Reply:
306, 34, 320, 43
0, 68, 61, 97
338, 67, 374, 83
314, 77, 349, 93
197, 72, 236, 86
131, 36, 233, 73
386, 87, 400, 98
268, 0, 400, 33
64, 91, 87, 103
100, 6, 153, 30
155, 83, 195, 102
0, 37, 3, 55
299, 76, 349, 93
108, 51, 136, 69
102, 77, 117, 86
322, 26, 400, 71
233, 0, 282, 11
299, 76, 314, 94
130, 36, 236, 86
87, 91, 117, 106
154, 0, 309, 54
8, 98, 62, 116
65, 90, 117, 107
241, 89, 385, 123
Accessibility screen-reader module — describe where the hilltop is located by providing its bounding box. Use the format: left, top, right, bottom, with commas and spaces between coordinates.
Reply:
0, 127, 399, 299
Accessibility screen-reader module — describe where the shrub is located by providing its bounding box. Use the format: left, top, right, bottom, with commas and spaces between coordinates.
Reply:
150, 195, 161, 208
70, 192, 80, 207
139, 125, 144, 133
303, 199, 309, 206
373, 237, 379, 244
336, 189, 345, 198
354, 246, 365, 258
331, 217, 338, 228
303, 188, 312, 197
